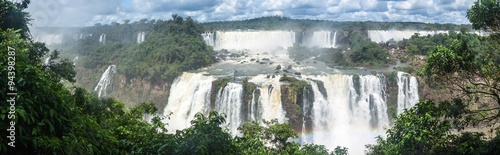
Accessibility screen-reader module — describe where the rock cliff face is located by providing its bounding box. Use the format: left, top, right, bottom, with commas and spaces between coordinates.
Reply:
75, 66, 170, 110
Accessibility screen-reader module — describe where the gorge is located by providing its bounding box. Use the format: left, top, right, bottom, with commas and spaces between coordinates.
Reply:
85, 30, 422, 154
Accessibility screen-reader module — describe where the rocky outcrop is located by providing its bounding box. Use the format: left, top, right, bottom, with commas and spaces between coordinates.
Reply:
76, 66, 170, 111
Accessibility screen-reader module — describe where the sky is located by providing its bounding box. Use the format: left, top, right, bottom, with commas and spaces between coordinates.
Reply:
25, 0, 476, 27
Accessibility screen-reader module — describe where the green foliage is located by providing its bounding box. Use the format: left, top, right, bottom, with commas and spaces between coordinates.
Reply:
0, 0, 31, 38
204, 16, 469, 31
45, 50, 77, 83
467, 0, 500, 32
366, 100, 500, 155
424, 32, 499, 122
174, 111, 239, 155
76, 14, 216, 82
348, 32, 390, 66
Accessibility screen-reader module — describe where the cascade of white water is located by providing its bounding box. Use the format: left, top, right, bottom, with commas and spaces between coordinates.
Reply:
94, 65, 116, 98
248, 89, 259, 121
137, 32, 146, 43
249, 75, 287, 123
43, 56, 51, 66
332, 31, 337, 48
99, 33, 106, 44
301, 74, 389, 155
260, 86, 287, 123
215, 83, 244, 135
203, 30, 340, 50
397, 72, 419, 114
303, 31, 337, 48
201, 32, 216, 47
211, 31, 296, 51
163, 72, 215, 132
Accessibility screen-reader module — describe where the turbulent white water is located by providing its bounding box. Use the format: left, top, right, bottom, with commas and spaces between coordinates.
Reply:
397, 72, 419, 114
137, 32, 146, 43
368, 30, 449, 43
161, 71, 417, 154
94, 65, 116, 98
99, 33, 106, 44
215, 83, 244, 135
201, 30, 339, 51
300, 74, 389, 155
250, 75, 287, 124
163, 72, 215, 132
206, 31, 296, 51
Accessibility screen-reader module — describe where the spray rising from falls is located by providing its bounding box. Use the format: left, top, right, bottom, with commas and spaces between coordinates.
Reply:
300, 74, 389, 154
94, 65, 116, 98
367, 30, 449, 43
397, 72, 419, 114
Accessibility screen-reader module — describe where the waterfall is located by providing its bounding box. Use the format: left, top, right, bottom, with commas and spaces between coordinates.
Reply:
367, 30, 450, 43
99, 33, 106, 44
250, 75, 287, 123
397, 72, 419, 114
300, 74, 389, 155
137, 32, 146, 43
211, 31, 296, 51
248, 89, 259, 121
201, 32, 215, 47
163, 72, 215, 132
302, 31, 337, 48
43, 56, 51, 66
94, 65, 116, 98
34, 34, 63, 45
215, 83, 244, 135
201, 30, 340, 50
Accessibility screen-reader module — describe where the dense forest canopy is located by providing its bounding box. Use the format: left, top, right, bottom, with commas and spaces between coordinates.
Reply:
203, 16, 472, 31
73, 15, 216, 82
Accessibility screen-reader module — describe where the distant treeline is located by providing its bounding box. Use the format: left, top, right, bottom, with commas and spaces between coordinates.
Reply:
203, 16, 472, 31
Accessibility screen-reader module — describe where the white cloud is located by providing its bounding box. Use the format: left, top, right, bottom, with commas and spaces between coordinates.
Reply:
26, 0, 476, 27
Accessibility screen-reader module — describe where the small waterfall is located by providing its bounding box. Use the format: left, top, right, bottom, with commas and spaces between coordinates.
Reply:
397, 72, 419, 114
252, 76, 287, 124
302, 31, 337, 48
163, 72, 215, 132
137, 32, 146, 43
99, 33, 106, 44
94, 65, 116, 98
43, 56, 51, 66
201, 32, 215, 47
215, 83, 244, 135
248, 89, 259, 121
